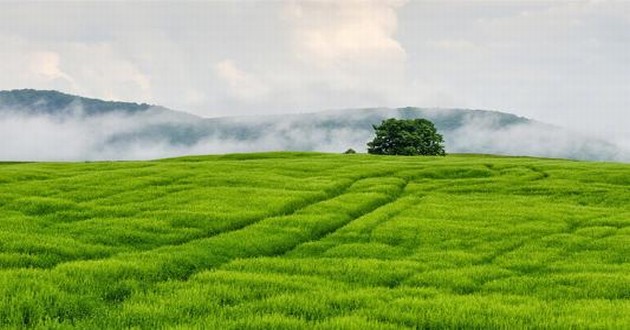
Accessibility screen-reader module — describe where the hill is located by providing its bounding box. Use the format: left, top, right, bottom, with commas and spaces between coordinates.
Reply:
0, 89, 626, 161
0, 152, 628, 328
0, 89, 152, 116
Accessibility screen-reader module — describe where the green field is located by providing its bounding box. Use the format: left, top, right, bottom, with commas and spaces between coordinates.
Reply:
0, 152, 628, 329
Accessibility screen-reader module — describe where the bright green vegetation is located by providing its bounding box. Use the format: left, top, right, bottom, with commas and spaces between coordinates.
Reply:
0, 152, 628, 329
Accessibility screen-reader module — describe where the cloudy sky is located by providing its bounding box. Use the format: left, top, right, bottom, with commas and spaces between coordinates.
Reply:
0, 0, 628, 141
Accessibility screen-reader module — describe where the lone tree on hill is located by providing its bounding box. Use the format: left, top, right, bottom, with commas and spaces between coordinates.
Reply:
367, 118, 446, 156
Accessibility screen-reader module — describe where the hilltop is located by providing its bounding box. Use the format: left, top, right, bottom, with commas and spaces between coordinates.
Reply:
0, 89, 152, 116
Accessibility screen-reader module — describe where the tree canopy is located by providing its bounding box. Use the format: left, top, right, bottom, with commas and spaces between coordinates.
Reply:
367, 118, 446, 156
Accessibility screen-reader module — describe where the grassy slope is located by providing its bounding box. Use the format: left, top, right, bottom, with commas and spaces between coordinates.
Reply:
0, 152, 628, 329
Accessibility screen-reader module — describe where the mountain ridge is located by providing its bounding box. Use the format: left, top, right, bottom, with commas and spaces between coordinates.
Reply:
0, 89, 154, 117
0, 89, 533, 125
0, 89, 626, 162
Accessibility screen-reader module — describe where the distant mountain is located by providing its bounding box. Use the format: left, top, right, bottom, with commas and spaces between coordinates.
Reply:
0, 89, 627, 161
0, 89, 153, 117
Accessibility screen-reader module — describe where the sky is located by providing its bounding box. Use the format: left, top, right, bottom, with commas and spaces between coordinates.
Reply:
0, 0, 628, 143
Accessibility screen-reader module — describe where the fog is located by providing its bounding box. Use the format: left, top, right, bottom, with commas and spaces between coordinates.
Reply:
0, 109, 357, 161
0, 107, 628, 162
446, 117, 629, 162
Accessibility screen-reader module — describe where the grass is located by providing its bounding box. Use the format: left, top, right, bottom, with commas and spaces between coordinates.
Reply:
0, 152, 628, 329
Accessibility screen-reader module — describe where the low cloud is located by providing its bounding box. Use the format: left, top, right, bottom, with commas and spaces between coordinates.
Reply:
0, 110, 161, 161
0, 105, 627, 162
447, 116, 629, 162
0, 108, 364, 161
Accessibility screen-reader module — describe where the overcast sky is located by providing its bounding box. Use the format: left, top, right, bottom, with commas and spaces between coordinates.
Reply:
1, 0, 628, 141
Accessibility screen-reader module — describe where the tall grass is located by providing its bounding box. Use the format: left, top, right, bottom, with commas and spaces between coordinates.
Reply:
0, 152, 628, 328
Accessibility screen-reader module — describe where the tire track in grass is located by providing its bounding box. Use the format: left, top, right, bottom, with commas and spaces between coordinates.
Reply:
0, 173, 196, 270
103, 176, 413, 325
279, 178, 410, 257
479, 240, 527, 265
28, 161, 382, 258
4, 173, 402, 324
6, 167, 169, 221
2, 165, 362, 271
91, 172, 399, 274
525, 165, 550, 181
282, 178, 412, 257
0, 168, 403, 326
0, 177, 362, 326
101, 177, 414, 327
110, 170, 403, 261
0, 178, 358, 325
24, 175, 359, 271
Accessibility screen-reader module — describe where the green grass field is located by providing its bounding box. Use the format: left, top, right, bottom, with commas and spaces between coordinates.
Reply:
0, 152, 628, 329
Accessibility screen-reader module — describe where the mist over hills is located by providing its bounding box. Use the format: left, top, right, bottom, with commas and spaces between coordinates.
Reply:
0, 89, 626, 161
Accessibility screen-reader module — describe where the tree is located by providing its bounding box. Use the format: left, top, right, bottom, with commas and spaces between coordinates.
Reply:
367, 118, 445, 156
343, 148, 357, 154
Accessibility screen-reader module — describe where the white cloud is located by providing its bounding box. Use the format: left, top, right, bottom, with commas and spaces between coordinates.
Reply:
60, 42, 152, 101
0, 34, 151, 103
0, 0, 627, 148
215, 59, 269, 101
397, 1, 630, 139
263, 0, 411, 110
285, 0, 407, 67
27, 51, 76, 86
0, 35, 72, 91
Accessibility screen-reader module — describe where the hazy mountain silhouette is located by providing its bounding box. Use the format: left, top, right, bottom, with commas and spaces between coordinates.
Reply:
0, 89, 625, 161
